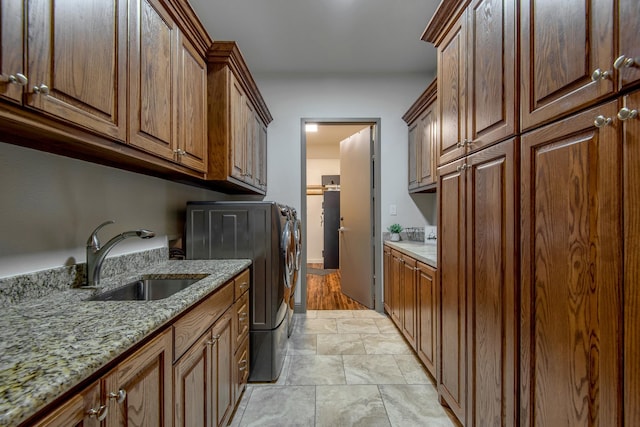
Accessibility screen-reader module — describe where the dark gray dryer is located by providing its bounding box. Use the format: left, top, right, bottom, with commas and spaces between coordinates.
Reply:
185, 201, 293, 382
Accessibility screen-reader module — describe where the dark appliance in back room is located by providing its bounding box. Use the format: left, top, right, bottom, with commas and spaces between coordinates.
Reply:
185, 201, 301, 382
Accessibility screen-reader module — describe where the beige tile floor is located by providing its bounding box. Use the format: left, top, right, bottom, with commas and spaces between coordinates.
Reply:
229, 310, 459, 427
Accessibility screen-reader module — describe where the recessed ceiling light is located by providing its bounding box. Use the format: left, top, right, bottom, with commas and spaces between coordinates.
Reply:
305, 123, 318, 132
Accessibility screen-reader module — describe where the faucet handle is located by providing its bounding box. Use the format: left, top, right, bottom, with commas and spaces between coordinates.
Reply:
87, 220, 115, 250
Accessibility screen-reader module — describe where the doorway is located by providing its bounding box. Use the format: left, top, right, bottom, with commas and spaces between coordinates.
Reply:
298, 118, 382, 313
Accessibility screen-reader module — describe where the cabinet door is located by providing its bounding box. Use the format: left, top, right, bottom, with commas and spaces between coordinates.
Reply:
408, 121, 419, 190
437, 11, 467, 166
174, 331, 212, 427
390, 250, 403, 326
129, 0, 178, 159
256, 122, 268, 191
617, 0, 640, 90
521, 101, 622, 426
230, 74, 246, 181
26, 0, 127, 140
244, 100, 255, 185
177, 32, 207, 172
211, 311, 234, 427
106, 329, 173, 426
401, 254, 417, 350
623, 90, 640, 427
33, 381, 103, 427
383, 246, 392, 315
437, 158, 466, 424
465, 138, 517, 427
520, 0, 614, 130
0, 0, 25, 103
233, 290, 249, 350
418, 104, 437, 187
466, 0, 517, 149
234, 335, 249, 402
417, 261, 437, 377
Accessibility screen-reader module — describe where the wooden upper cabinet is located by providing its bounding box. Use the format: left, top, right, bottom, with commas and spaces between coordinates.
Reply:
617, 0, 640, 90
177, 32, 207, 173
520, 0, 615, 130
466, 0, 517, 149
520, 101, 622, 426
408, 121, 419, 190
0, 0, 25, 104
403, 78, 437, 192
623, 89, 640, 427
256, 122, 268, 191
437, 11, 467, 166
207, 41, 272, 194
128, 0, 178, 160
25, 0, 127, 140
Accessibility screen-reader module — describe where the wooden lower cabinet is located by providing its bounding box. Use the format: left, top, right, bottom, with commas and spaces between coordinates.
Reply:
401, 254, 418, 349
437, 137, 517, 426
34, 269, 250, 427
437, 157, 466, 424
624, 90, 640, 427
417, 262, 437, 377
384, 245, 438, 379
106, 329, 173, 426
521, 102, 622, 426
383, 246, 392, 315
465, 139, 517, 427
35, 329, 173, 427
33, 381, 103, 427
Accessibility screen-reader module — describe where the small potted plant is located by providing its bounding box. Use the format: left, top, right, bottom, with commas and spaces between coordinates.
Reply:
387, 224, 403, 241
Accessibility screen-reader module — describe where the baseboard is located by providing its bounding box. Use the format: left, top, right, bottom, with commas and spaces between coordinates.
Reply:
307, 258, 323, 264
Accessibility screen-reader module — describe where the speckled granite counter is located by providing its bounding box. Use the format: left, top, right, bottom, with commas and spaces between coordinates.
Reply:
384, 240, 437, 268
0, 258, 251, 426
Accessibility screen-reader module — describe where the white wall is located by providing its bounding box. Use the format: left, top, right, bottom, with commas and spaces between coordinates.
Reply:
306, 158, 341, 263
0, 142, 227, 278
257, 72, 436, 230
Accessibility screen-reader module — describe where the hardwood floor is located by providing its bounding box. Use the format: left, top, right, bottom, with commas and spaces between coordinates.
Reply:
306, 264, 368, 310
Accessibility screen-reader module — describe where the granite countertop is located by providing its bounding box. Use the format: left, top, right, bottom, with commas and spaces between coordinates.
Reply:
0, 259, 251, 427
384, 240, 437, 268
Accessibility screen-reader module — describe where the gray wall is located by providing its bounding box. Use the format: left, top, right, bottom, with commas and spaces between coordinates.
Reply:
0, 142, 226, 278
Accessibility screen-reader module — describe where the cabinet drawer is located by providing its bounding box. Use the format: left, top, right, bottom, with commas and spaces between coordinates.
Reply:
233, 291, 249, 350
234, 335, 249, 399
173, 282, 234, 361
234, 269, 250, 299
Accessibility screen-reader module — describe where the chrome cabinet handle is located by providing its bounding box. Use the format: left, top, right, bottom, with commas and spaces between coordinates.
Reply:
32, 84, 49, 95
614, 54, 639, 70
593, 115, 612, 128
206, 334, 221, 346
617, 107, 638, 121
239, 359, 248, 371
456, 139, 470, 148
109, 389, 127, 404
174, 149, 186, 155
239, 281, 249, 290
591, 68, 611, 81
1, 73, 28, 86
87, 405, 108, 421
456, 164, 469, 172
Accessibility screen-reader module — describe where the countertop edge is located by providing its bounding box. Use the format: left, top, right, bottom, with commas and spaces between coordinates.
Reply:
384, 241, 437, 268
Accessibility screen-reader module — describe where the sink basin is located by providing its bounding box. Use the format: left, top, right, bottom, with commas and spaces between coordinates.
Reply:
88, 277, 204, 301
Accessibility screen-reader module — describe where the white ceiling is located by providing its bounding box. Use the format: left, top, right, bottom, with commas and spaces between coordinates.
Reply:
189, 0, 440, 75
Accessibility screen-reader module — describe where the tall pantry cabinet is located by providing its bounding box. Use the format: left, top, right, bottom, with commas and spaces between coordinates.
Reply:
423, 0, 639, 426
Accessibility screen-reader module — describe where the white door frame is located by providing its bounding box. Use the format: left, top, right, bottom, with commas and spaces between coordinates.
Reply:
298, 118, 382, 313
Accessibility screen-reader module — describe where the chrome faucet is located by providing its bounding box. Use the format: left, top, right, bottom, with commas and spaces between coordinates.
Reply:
85, 220, 155, 287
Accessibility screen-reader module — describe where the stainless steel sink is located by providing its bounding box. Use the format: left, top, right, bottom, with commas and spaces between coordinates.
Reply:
88, 277, 204, 301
